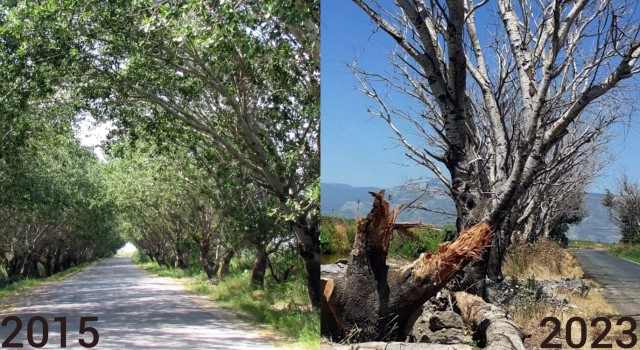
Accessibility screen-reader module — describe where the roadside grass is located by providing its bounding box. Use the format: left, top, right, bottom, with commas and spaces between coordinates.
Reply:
320, 216, 356, 255
388, 226, 447, 259
568, 240, 640, 264
320, 215, 453, 260
516, 284, 626, 349
608, 244, 640, 264
135, 256, 320, 349
0, 260, 101, 300
503, 239, 625, 348
504, 239, 584, 280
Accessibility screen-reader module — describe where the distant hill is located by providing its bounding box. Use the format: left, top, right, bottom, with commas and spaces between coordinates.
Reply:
321, 182, 621, 243
321, 181, 456, 227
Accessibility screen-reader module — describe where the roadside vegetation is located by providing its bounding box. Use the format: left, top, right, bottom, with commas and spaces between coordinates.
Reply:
0, 112, 124, 288
320, 216, 454, 260
568, 240, 613, 250
504, 239, 583, 280
608, 245, 640, 264
502, 239, 623, 348
0, 260, 101, 300
134, 252, 319, 349
569, 240, 640, 264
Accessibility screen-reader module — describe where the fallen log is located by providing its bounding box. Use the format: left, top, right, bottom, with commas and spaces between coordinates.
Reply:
321, 342, 474, 350
322, 190, 494, 341
454, 292, 526, 350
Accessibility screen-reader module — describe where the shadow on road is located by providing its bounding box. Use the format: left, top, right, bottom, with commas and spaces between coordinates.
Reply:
0, 258, 280, 349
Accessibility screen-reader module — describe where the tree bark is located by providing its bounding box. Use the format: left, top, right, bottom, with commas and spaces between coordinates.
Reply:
219, 247, 235, 279
22, 255, 39, 279
454, 292, 526, 350
198, 241, 215, 279
295, 216, 321, 309
322, 191, 494, 341
251, 247, 268, 287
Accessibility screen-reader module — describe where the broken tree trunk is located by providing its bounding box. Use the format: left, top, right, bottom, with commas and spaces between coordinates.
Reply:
322, 190, 494, 341
454, 292, 526, 350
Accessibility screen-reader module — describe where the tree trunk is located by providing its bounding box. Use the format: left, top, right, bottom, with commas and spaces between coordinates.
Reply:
43, 254, 53, 277
52, 254, 62, 274
454, 225, 507, 299
22, 255, 39, 279
487, 220, 515, 282
454, 292, 526, 349
322, 191, 494, 341
198, 241, 215, 279
294, 215, 321, 309
211, 244, 221, 277
219, 247, 235, 279
174, 245, 189, 269
62, 256, 72, 270
453, 252, 489, 297
251, 247, 268, 287
8, 256, 24, 281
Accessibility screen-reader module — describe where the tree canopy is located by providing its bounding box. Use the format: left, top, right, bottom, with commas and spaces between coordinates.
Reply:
1, 0, 319, 307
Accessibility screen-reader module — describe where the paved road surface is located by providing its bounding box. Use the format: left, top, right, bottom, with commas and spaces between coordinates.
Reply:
0, 258, 281, 349
571, 249, 640, 320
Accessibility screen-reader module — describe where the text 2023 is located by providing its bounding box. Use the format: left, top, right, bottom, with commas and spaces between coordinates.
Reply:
541, 316, 636, 348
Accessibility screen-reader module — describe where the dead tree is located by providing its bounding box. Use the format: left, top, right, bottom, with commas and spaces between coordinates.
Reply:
351, 0, 640, 290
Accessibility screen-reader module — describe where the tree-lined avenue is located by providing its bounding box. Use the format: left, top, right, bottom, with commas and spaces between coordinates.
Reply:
0, 258, 281, 349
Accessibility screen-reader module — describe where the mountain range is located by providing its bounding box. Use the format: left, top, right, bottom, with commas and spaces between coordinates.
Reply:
321, 182, 621, 243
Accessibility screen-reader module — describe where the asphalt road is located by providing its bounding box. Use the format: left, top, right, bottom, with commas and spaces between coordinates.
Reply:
571, 249, 640, 320
0, 258, 281, 349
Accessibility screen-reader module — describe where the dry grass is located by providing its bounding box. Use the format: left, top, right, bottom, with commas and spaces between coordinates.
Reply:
503, 240, 625, 349
332, 223, 351, 252
320, 217, 356, 255
503, 239, 584, 280
523, 292, 627, 350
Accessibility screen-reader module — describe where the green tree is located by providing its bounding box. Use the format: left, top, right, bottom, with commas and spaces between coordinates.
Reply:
2, 0, 320, 307
603, 176, 640, 244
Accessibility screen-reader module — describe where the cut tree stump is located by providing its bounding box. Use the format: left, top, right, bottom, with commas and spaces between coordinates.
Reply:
322, 190, 495, 341
454, 292, 526, 350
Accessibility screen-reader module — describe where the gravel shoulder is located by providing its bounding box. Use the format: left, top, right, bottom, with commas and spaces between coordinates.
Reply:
0, 257, 283, 349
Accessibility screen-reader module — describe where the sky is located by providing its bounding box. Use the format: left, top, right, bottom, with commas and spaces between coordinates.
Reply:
320, 1, 640, 194
74, 115, 114, 162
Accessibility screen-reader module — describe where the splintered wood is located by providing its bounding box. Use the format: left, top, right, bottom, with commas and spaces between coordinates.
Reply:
322, 190, 499, 341
351, 190, 425, 261
403, 221, 494, 283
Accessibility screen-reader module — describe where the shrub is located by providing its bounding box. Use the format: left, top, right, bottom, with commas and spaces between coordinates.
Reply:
389, 227, 446, 259
320, 216, 356, 254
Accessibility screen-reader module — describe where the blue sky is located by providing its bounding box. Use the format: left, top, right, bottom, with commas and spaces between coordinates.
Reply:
320, 1, 640, 193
